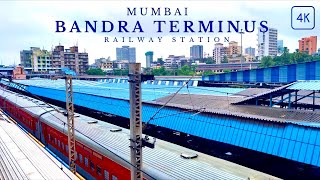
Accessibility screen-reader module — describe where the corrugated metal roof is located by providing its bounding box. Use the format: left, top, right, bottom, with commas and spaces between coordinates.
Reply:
152, 94, 320, 127
233, 82, 296, 104
288, 80, 320, 91
0, 110, 77, 180
12, 79, 244, 101
0, 88, 278, 180
0, 67, 14, 71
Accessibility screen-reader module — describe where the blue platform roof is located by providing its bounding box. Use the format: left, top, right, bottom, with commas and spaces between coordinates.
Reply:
13, 79, 245, 101
3, 78, 320, 167
288, 80, 320, 91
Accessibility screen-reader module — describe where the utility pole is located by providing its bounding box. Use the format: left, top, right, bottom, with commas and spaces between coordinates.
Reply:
65, 75, 76, 173
129, 63, 143, 180
239, 29, 245, 71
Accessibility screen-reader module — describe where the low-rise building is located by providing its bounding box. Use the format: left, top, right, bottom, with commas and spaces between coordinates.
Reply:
0, 65, 26, 80
164, 55, 188, 70
244, 54, 255, 62
12, 66, 26, 79
94, 57, 113, 72
113, 60, 129, 70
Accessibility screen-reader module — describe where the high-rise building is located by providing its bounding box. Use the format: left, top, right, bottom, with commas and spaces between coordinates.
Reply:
20, 49, 33, 68
227, 41, 241, 56
257, 27, 278, 59
190, 45, 203, 60
20, 47, 60, 73
116, 46, 136, 63
145, 51, 154, 68
299, 36, 317, 55
21, 45, 88, 74
245, 47, 255, 57
31, 48, 58, 73
52, 45, 89, 74
277, 40, 284, 54
213, 43, 228, 64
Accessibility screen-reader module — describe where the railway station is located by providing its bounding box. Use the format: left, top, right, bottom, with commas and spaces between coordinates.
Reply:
1, 61, 320, 179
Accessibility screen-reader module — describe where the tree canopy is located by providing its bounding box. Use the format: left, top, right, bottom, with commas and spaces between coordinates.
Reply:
260, 49, 320, 68
86, 68, 106, 75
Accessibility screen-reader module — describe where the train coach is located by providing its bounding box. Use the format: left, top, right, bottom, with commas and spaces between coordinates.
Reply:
0, 88, 276, 180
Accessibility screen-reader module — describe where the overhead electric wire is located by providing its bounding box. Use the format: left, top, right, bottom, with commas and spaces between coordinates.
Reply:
143, 75, 195, 130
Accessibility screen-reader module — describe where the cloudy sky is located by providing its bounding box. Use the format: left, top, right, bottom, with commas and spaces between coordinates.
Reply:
0, 0, 319, 67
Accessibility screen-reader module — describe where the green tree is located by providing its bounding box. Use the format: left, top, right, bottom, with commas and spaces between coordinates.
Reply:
221, 56, 228, 63
178, 65, 193, 76
202, 57, 215, 64
157, 58, 165, 65
86, 68, 106, 75
152, 66, 167, 76
113, 69, 129, 76
259, 56, 275, 68
223, 69, 231, 73
203, 70, 216, 76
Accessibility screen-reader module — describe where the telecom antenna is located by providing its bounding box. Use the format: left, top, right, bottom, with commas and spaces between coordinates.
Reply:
65, 75, 76, 173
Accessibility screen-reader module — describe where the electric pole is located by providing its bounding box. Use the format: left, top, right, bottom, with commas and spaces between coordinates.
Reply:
65, 75, 76, 173
129, 63, 143, 180
239, 29, 245, 71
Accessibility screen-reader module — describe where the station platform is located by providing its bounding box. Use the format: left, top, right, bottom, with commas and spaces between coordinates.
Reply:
0, 110, 78, 180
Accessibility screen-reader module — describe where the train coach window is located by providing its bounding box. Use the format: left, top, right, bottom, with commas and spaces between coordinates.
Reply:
104, 170, 109, 180
90, 161, 95, 171
61, 142, 64, 150
66, 145, 68, 153
112, 175, 118, 180
54, 138, 57, 145
48, 134, 51, 141
79, 154, 83, 163
85, 157, 89, 167
58, 140, 61, 148
97, 166, 102, 176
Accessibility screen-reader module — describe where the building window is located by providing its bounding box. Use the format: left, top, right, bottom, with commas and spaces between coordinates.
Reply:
104, 170, 109, 180
97, 166, 102, 176
112, 175, 118, 180
85, 157, 89, 167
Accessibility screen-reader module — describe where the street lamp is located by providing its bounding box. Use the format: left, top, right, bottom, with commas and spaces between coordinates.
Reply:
239, 29, 245, 71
